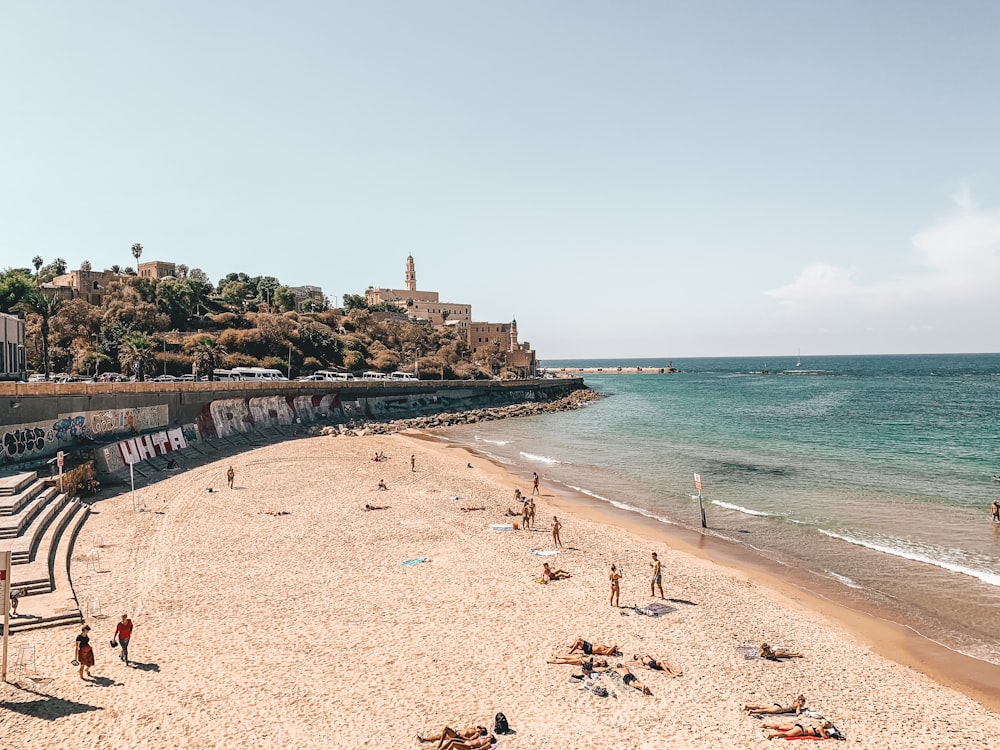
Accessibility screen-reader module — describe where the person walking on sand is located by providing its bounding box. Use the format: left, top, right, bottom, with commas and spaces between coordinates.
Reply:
992, 499, 999, 522
9, 587, 27, 616
532, 472, 540, 495
411, 454, 416, 472
551, 516, 562, 547
226, 466, 235, 489
650, 552, 664, 599
114, 613, 135, 666
609, 564, 622, 607
75, 624, 95, 679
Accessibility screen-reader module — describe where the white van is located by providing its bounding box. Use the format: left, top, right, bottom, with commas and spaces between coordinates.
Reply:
213, 369, 240, 381
315, 370, 356, 381
231, 367, 288, 381
389, 371, 418, 381
362, 371, 388, 381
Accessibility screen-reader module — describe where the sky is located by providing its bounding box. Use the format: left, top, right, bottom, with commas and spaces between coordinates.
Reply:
2, 1, 999, 359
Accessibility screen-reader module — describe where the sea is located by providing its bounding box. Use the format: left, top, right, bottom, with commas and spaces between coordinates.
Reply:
437, 354, 1000, 667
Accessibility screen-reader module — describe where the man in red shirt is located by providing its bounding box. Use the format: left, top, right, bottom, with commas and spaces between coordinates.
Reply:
114, 614, 135, 666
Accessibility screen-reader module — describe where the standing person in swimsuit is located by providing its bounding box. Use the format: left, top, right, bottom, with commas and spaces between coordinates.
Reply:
75, 624, 95, 679
650, 551, 664, 599
609, 564, 622, 607
551, 516, 562, 547
992, 499, 999, 522
411, 454, 416, 472
226, 466, 235, 489
526, 498, 536, 529
532, 472, 539, 495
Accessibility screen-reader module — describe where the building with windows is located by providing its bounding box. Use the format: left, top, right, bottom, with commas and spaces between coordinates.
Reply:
290, 285, 326, 311
45, 269, 122, 305
365, 256, 472, 326
1, 312, 27, 381
467, 318, 537, 378
137, 261, 177, 280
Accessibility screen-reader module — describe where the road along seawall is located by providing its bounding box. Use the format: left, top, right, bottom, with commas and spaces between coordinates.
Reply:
0, 378, 586, 474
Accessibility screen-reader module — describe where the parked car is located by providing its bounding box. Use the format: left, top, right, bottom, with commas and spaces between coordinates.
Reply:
177, 374, 197, 382
152, 375, 178, 382
27, 373, 46, 383
296, 374, 325, 381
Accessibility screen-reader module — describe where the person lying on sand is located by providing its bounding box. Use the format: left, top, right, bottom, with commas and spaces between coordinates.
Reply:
744, 694, 806, 715
568, 638, 620, 656
438, 735, 496, 750
364, 504, 389, 511
607, 664, 652, 695
760, 643, 803, 660
261, 510, 290, 516
417, 726, 488, 744
505, 508, 525, 517
763, 719, 839, 740
547, 656, 610, 667
460, 506, 487, 512
630, 654, 682, 676
542, 562, 571, 581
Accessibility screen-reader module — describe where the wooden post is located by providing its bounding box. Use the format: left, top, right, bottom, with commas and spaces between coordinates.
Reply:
2, 550, 11, 682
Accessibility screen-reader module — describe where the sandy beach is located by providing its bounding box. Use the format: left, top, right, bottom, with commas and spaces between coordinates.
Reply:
2, 431, 999, 749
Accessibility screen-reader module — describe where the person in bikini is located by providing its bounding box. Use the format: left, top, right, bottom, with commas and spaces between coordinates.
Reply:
762, 719, 838, 740
631, 654, 682, 676
568, 638, 620, 656
542, 562, 571, 581
417, 726, 488, 745
609, 564, 622, 607
547, 655, 610, 667
759, 643, 804, 660
743, 694, 806, 715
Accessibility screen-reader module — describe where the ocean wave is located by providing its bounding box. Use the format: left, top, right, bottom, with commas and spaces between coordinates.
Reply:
520, 451, 565, 465
823, 570, 864, 589
475, 436, 511, 446
566, 484, 676, 526
711, 500, 780, 517
820, 529, 1000, 587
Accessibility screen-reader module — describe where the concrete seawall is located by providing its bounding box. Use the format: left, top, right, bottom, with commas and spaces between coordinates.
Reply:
0, 378, 585, 472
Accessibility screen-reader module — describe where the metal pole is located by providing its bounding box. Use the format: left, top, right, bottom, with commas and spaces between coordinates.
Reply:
287, 343, 292, 379
130, 463, 136, 512
2, 550, 11, 682
699, 488, 707, 528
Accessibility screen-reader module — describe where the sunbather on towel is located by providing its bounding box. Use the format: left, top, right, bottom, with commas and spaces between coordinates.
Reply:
417, 726, 488, 745
460, 506, 486, 512
607, 664, 652, 695
364, 504, 389, 511
542, 563, 571, 581
630, 654, 682, 676
438, 735, 496, 750
760, 643, 803, 660
744, 695, 806, 715
763, 719, 837, 739
547, 656, 610, 667
568, 638, 620, 656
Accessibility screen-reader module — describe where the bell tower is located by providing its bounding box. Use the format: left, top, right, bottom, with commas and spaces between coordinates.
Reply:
405, 255, 416, 292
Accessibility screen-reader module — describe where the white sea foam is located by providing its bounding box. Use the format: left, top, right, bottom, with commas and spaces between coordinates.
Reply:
520, 451, 564, 465
475, 436, 511, 446
711, 499, 779, 517
820, 529, 1000, 587
567, 485, 676, 526
823, 570, 864, 589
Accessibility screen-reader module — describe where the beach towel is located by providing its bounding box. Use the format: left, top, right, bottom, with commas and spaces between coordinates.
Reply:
401, 557, 430, 566
736, 646, 760, 660
630, 603, 677, 617
530, 549, 561, 556
490, 524, 514, 531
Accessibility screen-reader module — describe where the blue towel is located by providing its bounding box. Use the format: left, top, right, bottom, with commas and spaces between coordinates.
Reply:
401, 557, 429, 566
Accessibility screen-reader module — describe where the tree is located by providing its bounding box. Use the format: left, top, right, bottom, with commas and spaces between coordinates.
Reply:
176, 264, 189, 279
14, 288, 61, 379
221, 280, 251, 308
273, 285, 296, 313
0, 268, 35, 313
80, 260, 92, 272
108, 264, 123, 274
185, 334, 225, 380
155, 278, 195, 329
32, 256, 43, 275
342, 293, 368, 311
118, 331, 155, 381
131, 243, 143, 267
36, 258, 67, 283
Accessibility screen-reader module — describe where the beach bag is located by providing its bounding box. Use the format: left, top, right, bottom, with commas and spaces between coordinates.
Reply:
110, 640, 119, 648
493, 713, 510, 735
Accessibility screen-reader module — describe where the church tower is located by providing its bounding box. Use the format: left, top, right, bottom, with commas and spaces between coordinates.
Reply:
510, 317, 518, 349
405, 255, 416, 292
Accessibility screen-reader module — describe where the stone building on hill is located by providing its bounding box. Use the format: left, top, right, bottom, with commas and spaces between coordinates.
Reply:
467, 318, 537, 378
137, 261, 177, 280
1, 312, 27, 381
45, 269, 122, 305
365, 256, 472, 326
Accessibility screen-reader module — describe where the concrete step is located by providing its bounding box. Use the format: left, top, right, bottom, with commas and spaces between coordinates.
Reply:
0, 471, 37, 497
0, 478, 49, 516
0, 486, 60, 538
7, 609, 84, 634
2, 493, 71, 566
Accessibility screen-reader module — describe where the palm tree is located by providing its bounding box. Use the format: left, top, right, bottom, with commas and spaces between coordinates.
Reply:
118, 331, 155, 382
131, 243, 143, 269
32, 256, 43, 275
14, 289, 61, 380
186, 335, 225, 380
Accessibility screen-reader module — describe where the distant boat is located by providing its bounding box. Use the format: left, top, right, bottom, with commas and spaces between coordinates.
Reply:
796, 348, 802, 367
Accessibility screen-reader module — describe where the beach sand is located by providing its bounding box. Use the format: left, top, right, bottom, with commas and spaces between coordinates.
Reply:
2, 432, 998, 749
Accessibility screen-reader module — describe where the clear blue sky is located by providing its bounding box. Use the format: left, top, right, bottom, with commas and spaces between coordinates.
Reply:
2, 2, 998, 358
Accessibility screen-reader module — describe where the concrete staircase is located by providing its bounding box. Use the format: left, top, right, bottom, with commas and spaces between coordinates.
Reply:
0, 471, 88, 633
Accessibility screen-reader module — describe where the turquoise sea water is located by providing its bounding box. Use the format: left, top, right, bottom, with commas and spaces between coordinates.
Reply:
439, 354, 1000, 665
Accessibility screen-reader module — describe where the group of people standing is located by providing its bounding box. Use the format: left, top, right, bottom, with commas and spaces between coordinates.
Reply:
74, 614, 135, 679
607, 552, 666, 608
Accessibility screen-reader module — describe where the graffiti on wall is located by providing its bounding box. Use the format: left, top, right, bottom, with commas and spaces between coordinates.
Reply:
2, 426, 47, 458
98, 426, 189, 473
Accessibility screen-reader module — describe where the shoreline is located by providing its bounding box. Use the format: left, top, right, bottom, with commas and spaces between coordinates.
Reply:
421, 430, 1000, 714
